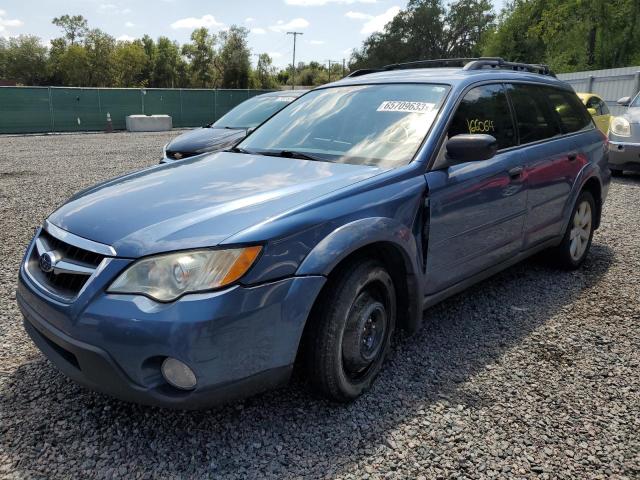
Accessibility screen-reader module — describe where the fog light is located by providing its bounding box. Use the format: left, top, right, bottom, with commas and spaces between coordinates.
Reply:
161, 357, 197, 390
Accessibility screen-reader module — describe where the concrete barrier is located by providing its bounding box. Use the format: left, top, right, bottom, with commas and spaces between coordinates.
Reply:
125, 115, 172, 132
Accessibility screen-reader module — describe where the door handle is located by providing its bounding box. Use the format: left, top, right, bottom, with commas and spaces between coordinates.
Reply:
568, 152, 578, 161
508, 166, 524, 179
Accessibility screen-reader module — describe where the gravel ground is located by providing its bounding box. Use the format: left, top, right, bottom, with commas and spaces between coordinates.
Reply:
0, 131, 638, 479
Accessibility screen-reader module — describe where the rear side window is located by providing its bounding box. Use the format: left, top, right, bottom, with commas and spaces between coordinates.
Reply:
448, 84, 516, 150
507, 84, 562, 144
546, 89, 593, 133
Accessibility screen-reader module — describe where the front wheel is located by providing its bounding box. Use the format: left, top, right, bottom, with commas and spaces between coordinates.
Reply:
551, 191, 596, 269
305, 259, 396, 402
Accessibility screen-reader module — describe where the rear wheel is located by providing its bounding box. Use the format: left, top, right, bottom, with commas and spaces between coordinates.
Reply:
306, 259, 396, 402
551, 191, 596, 269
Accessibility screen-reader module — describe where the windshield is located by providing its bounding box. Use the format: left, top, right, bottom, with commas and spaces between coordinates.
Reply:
237, 84, 449, 168
213, 94, 298, 129
631, 93, 640, 108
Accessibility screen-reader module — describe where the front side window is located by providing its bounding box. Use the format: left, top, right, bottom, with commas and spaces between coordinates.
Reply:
213, 95, 298, 129
508, 84, 563, 144
547, 89, 593, 134
447, 84, 516, 150
238, 84, 449, 168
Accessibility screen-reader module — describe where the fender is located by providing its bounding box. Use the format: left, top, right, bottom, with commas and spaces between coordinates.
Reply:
297, 216, 424, 333
560, 162, 603, 236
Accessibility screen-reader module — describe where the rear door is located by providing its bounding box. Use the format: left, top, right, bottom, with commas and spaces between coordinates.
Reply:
507, 84, 593, 247
424, 83, 527, 294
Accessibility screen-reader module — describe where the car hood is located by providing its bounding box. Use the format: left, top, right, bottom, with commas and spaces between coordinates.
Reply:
166, 127, 245, 154
48, 152, 385, 257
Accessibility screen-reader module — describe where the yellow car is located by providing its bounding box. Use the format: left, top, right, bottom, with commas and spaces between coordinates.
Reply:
576, 93, 611, 133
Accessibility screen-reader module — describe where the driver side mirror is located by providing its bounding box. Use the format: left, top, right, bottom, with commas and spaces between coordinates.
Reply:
445, 134, 498, 165
587, 107, 597, 116
617, 96, 631, 106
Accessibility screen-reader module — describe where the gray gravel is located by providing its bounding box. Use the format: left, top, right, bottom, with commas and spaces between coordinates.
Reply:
0, 131, 639, 479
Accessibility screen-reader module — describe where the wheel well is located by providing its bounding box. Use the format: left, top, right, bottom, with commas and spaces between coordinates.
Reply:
295, 242, 416, 367
582, 177, 602, 229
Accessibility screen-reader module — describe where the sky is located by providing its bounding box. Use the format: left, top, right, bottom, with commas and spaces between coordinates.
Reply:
0, 0, 507, 68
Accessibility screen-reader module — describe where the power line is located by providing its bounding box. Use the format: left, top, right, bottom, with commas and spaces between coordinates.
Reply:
287, 31, 303, 90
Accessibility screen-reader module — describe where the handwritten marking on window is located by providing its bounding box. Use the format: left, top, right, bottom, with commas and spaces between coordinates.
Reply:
466, 118, 495, 134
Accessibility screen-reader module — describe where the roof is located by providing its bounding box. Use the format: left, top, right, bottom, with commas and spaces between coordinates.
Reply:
328, 67, 571, 91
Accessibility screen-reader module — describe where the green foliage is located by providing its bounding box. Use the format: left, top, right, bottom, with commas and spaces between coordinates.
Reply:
52, 14, 88, 45
350, 0, 496, 69
4, 35, 48, 85
218, 26, 251, 89
253, 53, 279, 89
483, 0, 640, 72
153, 37, 185, 88
182, 27, 217, 87
113, 40, 149, 87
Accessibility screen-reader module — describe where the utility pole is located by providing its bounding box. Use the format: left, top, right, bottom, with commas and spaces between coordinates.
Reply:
325, 59, 340, 82
342, 58, 346, 78
325, 60, 333, 82
287, 31, 303, 90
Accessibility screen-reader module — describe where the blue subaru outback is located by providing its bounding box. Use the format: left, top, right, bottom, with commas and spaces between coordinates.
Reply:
17, 58, 609, 408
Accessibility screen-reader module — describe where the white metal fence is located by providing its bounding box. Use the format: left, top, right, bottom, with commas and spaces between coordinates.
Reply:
557, 66, 640, 116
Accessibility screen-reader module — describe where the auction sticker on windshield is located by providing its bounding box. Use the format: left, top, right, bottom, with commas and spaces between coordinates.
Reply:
377, 101, 435, 113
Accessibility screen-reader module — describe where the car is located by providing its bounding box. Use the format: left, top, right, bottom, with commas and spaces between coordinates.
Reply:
17, 58, 609, 409
608, 93, 640, 176
576, 92, 611, 133
161, 90, 307, 163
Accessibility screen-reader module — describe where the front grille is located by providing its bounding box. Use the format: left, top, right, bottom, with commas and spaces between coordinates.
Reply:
166, 150, 197, 161
26, 229, 106, 301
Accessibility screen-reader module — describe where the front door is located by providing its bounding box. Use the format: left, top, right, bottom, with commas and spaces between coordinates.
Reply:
424, 83, 527, 294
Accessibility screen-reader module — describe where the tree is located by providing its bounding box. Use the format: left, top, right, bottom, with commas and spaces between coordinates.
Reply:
153, 36, 184, 87
254, 53, 278, 89
483, 0, 640, 73
84, 29, 116, 86
218, 26, 251, 88
350, 0, 495, 69
182, 28, 216, 87
4, 35, 48, 85
113, 40, 149, 87
0, 38, 7, 80
52, 14, 88, 45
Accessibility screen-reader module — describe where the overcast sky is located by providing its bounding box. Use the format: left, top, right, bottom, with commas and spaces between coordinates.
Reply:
0, 0, 507, 68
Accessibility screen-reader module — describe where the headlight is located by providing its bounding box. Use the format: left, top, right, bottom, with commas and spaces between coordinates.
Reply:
610, 116, 631, 137
108, 246, 262, 302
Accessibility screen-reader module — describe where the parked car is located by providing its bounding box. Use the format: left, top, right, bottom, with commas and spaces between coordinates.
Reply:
161, 90, 307, 163
608, 93, 640, 176
576, 92, 610, 133
17, 58, 609, 409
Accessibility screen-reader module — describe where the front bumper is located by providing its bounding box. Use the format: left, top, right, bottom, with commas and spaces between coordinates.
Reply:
17, 269, 325, 409
608, 141, 640, 172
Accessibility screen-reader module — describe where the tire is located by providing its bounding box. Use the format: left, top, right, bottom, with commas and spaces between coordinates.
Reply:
551, 191, 596, 270
305, 259, 396, 402
610, 168, 624, 177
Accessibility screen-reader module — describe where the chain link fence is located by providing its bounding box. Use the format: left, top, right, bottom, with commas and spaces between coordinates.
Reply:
0, 87, 274, 134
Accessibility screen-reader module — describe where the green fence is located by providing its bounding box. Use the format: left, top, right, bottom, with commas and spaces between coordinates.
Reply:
0, 87, 274, 134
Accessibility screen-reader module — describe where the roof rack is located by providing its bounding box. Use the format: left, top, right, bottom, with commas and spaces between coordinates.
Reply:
346, 57, 555, 78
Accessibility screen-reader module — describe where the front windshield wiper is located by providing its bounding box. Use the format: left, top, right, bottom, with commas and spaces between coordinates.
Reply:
229, 146, 253, 154
258, 150, 330, 162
